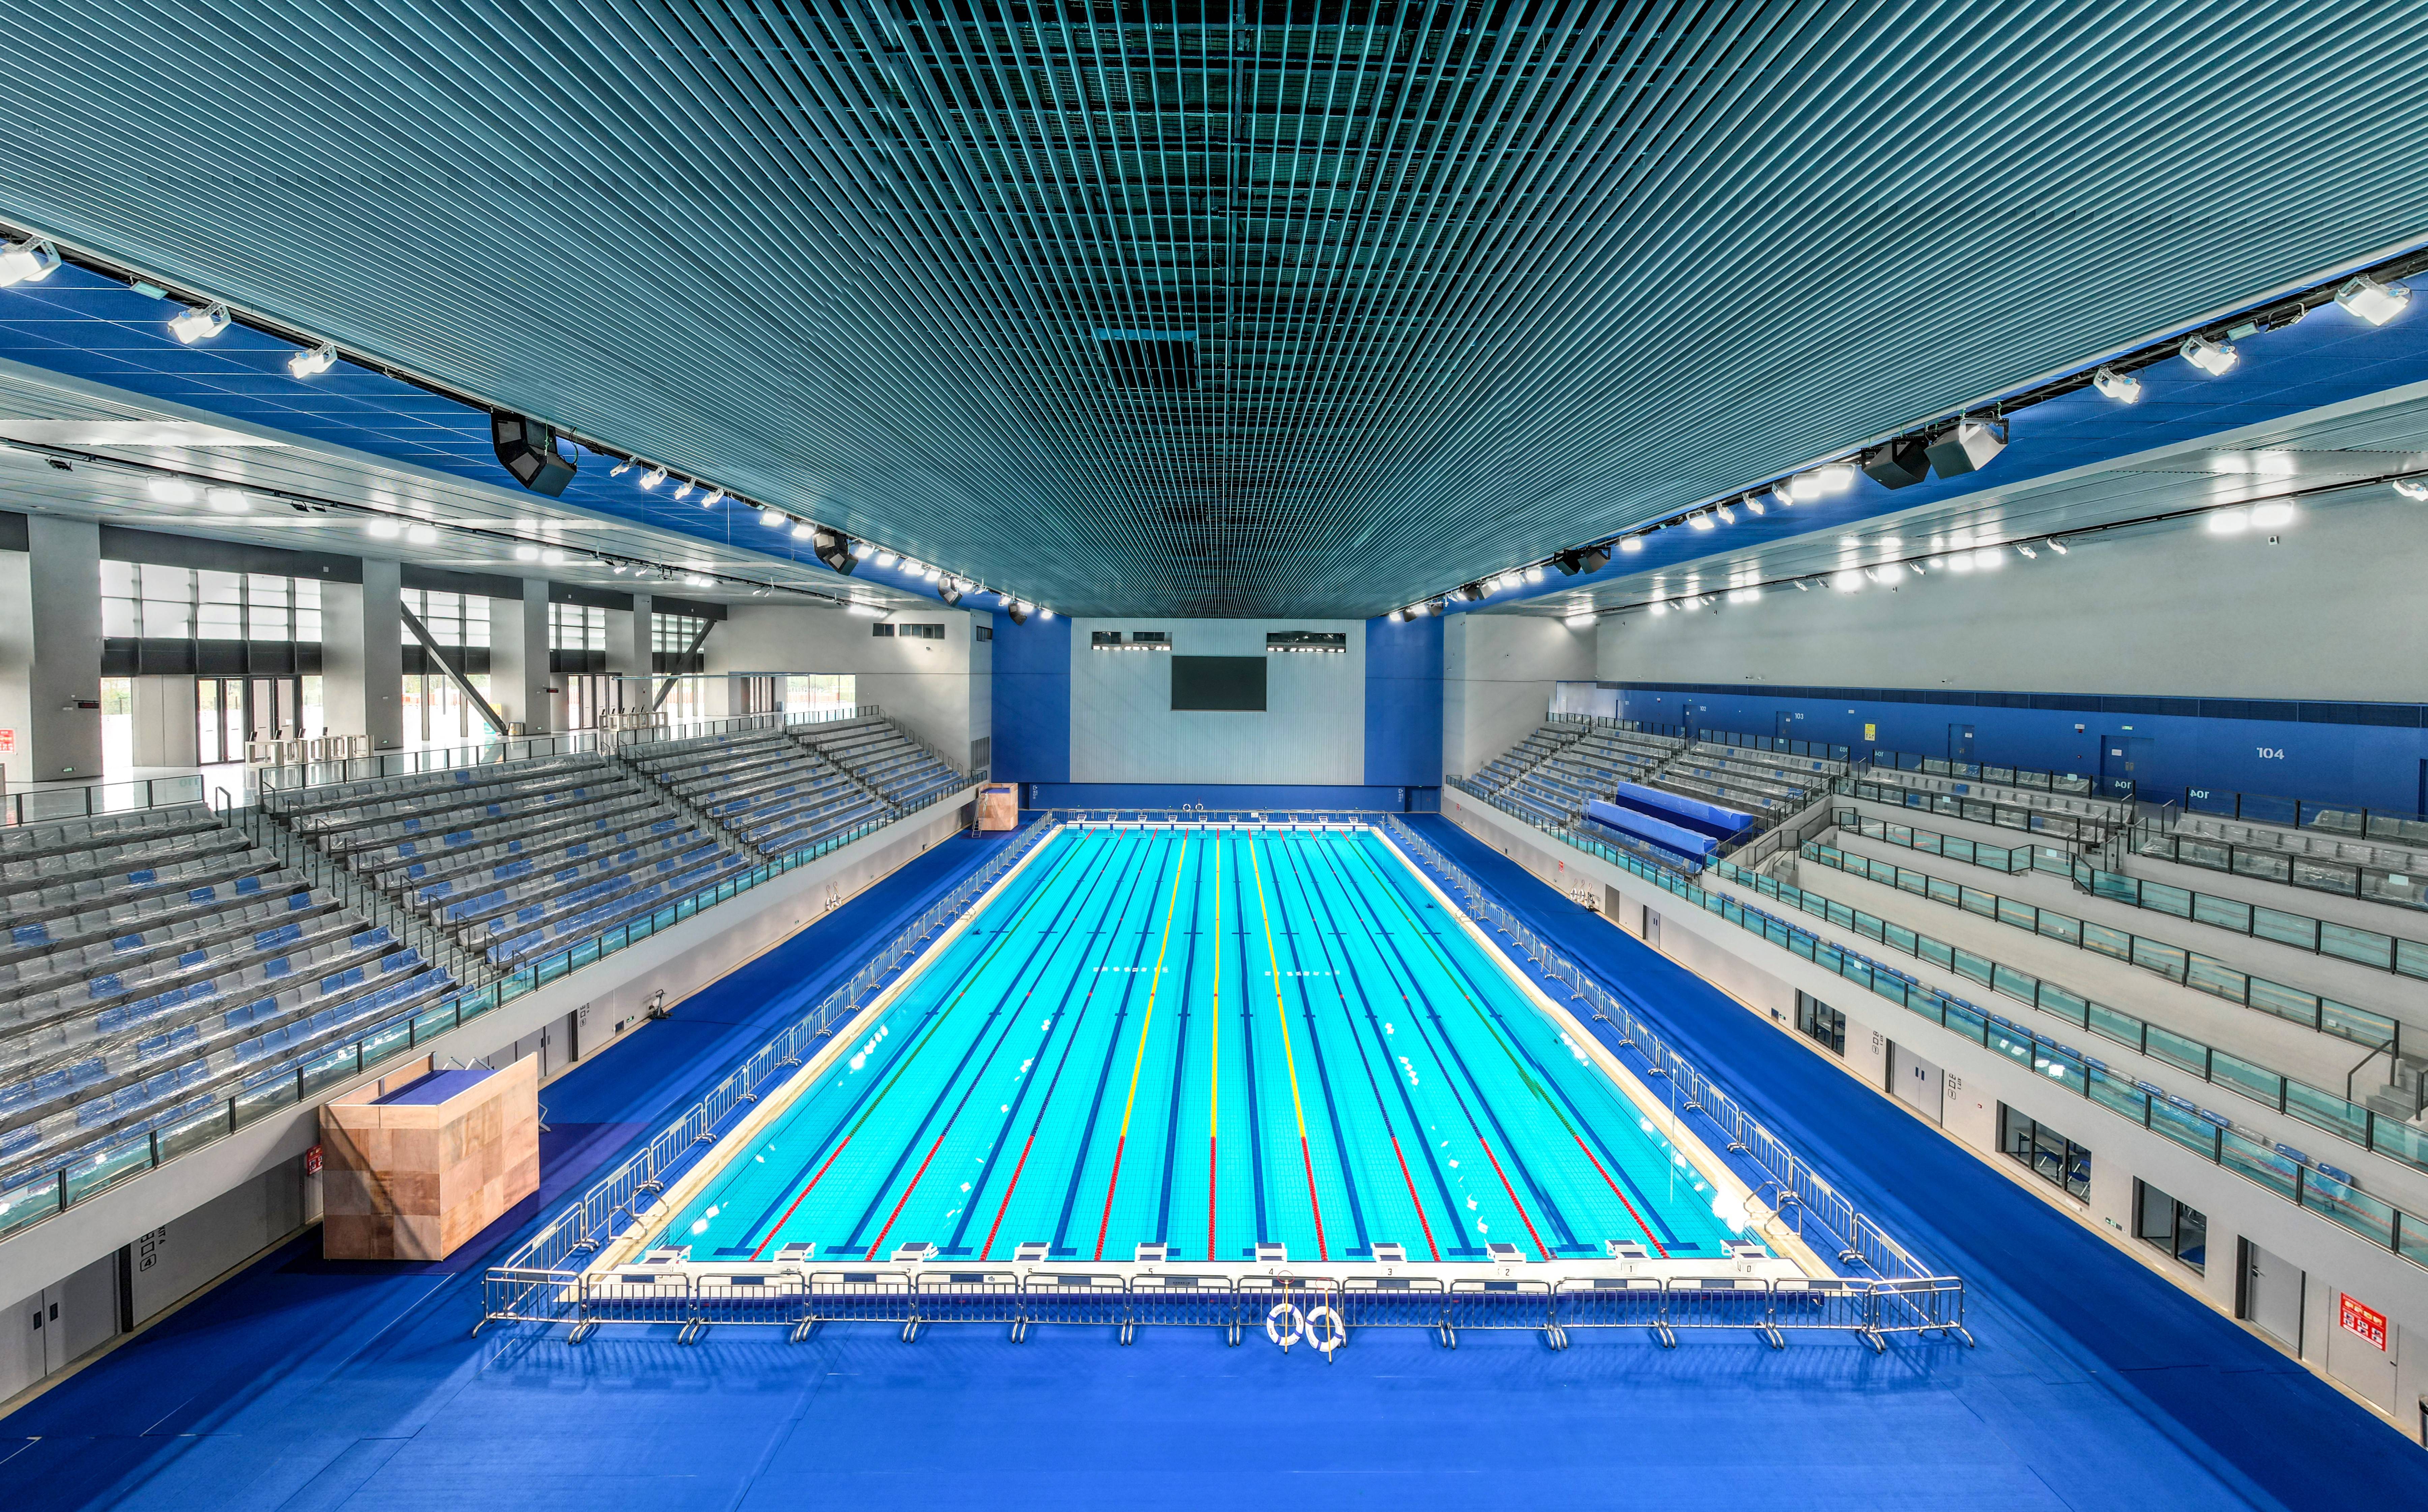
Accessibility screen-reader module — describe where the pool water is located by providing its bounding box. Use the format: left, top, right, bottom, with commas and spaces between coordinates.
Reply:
649, 825, 1763, 1264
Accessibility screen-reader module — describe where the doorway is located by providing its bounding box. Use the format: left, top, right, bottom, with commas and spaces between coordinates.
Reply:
1948, 724, 1976, 763
196, 676, 308, 765
2238, 1239, 2304, 1353
2101, 734, 2154, 799
1888, 1042, 1945, 1123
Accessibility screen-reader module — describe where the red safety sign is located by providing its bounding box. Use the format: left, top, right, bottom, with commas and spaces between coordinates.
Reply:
2338, 1292, 2387, 1350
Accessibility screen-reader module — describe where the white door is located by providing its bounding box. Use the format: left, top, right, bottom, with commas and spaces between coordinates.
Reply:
1889, 1043, 1944, 1124
1, 1289, 43, 1402
1642, 908, 1661, 948
2241, 1240, 2303, 1353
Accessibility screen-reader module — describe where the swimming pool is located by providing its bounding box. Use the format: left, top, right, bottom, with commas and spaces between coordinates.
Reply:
639, 823, 1768, 1267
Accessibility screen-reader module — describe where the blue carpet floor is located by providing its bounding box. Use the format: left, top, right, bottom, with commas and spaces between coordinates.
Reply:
0, 819, 2417, 1511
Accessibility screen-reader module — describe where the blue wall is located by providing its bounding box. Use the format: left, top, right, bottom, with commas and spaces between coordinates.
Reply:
1363, 612, 1443, 788
989, 611, 1071, 783
1619, 684, 2428, 814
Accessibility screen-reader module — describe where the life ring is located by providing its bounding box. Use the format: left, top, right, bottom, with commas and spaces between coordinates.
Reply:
1264, 1302, 1305, 1348
1304, 1305, 1345, 1355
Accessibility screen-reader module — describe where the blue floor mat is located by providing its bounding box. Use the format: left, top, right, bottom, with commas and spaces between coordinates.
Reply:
0, 819, 2418, 1512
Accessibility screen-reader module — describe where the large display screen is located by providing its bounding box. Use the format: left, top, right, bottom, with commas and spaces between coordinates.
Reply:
1170, 655, 1267, 711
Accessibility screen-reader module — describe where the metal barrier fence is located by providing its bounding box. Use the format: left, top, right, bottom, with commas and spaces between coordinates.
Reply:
489, 813, 1061, 1279
0, 774, 205, 827
479, 1268, 1965, 1352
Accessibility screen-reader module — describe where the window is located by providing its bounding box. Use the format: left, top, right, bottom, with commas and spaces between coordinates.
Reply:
2134, 1181, 2207, 1273
402, 590, 488, 647
784, 674, 855, 712
653, 614, 709, 653
101, 563, 319, 642
549, 602, 605, 651
1795, 992, 1845, 1055
974, 623, 992, 642
1999, 1105, 2091, 1201
876, 622, 943, 640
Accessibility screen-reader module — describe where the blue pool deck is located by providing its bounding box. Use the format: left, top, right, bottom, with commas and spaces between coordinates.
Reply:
0, 817, 2421, 1511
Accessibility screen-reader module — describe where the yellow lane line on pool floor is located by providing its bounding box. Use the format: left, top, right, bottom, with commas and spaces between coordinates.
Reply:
1092, 830, 1189, 1259
1251, 833, 1329, 1259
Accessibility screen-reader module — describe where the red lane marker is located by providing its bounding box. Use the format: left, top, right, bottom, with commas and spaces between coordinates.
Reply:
1091, 1136, 1127, 1261
1389, 1137, 1440, 1261
1205, 1136, 1217, 1262
978, 1133, 1036, 1260
865, 1132, 947, 1260
1476, 1135, 1551, 1261
748, 1134, 855, 1261
1571, 1132, 1669, 1258
1299, 1137, 1329, 1260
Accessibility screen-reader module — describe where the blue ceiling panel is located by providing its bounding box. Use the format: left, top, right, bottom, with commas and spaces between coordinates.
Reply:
1, 0, 2425, 615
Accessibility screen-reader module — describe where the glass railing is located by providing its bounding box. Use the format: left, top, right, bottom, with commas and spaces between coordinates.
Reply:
1834, 810, 2428, 984
2177, 785, 2428, 849
1443, 774, 2428, 1273
1798, 835, 2403, 1050
1837, 774, 2117, 846
1, 775, 207, 827
0, 766, 988, 1244
1689, 728, 1852, 764
1866, 750, 2097, 796
2134, 825, 2428, 913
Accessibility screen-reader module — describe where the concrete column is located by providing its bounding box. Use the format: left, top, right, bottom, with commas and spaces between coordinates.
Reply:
606, 592, 651, 718
129, 676, 199, 767
25, 517, 102, 782
488, 580, 552, 735
322, 559, 404, 751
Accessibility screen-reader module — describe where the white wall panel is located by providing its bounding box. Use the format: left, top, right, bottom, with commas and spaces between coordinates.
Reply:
1069, 618, 1363, 784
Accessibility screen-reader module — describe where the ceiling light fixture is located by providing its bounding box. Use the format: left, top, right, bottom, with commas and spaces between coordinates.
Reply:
700, 489, 723, 508
1688, 511, 1716, 531
640, 467, 667, 490
1768, 485, 1795, 510
1387, 608, 1405, 623
1649, 602, 1669, 616
847, 602, 886, 618
2015, 544, 2036, 559
672, 481, 694, 502
288, 343, 337, 379
1813, 462, 1858, 494
2046, 537, 2069, 554
407, 524, 438, 545
2388, 479, 2428, 502
167, 302, 230, 344
1792, 579, 1809, 591
1948, 553, 1975, 573
1617, 536, 1644, 554
1037, 608, 1054, 621
1832, 570, 1865, 592
2092, 366, 2143, 403
147, 479, 197, 503
759, 508, 786, 528
1743, 495, 1765, 516
922, 564, 942, 583
2249, 502, 2296, 529
366, 517, 402, 540
2206, 508, 2250, 535
1788, 473, 1827, 502
0, 238, 63, 286
873, 550, 898, 568
1524, 565, 1545, 584
1908, 561, 1926, 575
611, 461, 634, 478
1727, 588, 1759, 604
1714, 505, 1736, 525
541, 549, 566, 565
204, 488, 249, 513
1973, 546, 2006, 570
2335, 274, 2411, 326
2181, 334, 2238, 377
791, 521, 815, 540
514, 544, 542, 561
1565, 609, 1597, 629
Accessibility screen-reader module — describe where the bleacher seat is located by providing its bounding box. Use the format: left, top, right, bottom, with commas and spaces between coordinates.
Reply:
627, 728, 890, 859
796, 717, 967, 812
264, 754, 750, 966
0, 807, 452, 1207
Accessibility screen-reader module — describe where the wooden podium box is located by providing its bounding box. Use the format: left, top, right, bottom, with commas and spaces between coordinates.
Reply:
977, 782, 1019, 831
320, 1057, 540, 1261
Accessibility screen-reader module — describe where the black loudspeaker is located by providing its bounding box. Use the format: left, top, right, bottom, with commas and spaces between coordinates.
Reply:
1925, 418, 2007, 479
811, 528, 859, 576
491, 413, 576, 496
1004, 603, 1030, 626
1861, 437, 1930, 490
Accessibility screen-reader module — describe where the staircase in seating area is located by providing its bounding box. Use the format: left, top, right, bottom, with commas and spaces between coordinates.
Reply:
791, 714, 972, 814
